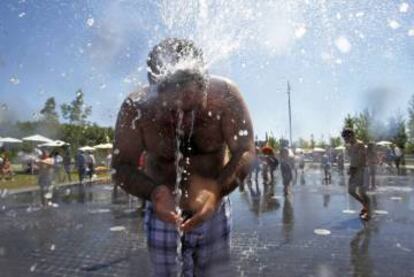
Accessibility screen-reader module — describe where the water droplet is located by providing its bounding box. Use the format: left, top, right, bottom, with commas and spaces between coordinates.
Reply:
400, 2, 409, 13
355, 11, 364, 17
44, 192, 53, 199
18, 12, 26, 18
374, 210, 389, 215
110, 226, 126, 232
1, 189, 8, 198
294, 25, 306, 39
408, 28, 414, 37
335, 36, 352, 53
234, 135, 238, 141
216, 115, 221, 120
9, 76, 20, 85
388, 19, 400, 30
50, 244, 56, 251
114, 149, 120, 155
314, 229, 331, 236
208, 111, 212, 117
86, 17, 95, 27
30, 264, 37, 272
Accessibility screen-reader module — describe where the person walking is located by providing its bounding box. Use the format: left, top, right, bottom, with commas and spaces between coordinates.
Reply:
341, 128, 370, 221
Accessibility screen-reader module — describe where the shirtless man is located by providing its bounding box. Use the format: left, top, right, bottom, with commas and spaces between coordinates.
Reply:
341, 128, 370, 221
112, 38, 255, 276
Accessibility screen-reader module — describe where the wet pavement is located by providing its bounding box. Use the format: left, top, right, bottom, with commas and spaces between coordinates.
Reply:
0, 168, 413, 277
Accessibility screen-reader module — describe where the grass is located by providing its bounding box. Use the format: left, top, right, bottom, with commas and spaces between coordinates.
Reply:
0, 171, 110, 191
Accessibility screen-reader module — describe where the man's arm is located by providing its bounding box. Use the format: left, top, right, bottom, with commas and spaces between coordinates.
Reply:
112, 97, 160, 201
218, 81, 255, 196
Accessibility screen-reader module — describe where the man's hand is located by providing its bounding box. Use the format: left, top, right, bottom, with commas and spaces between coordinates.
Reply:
180, 176, 220, 232
151, 185, 180, 224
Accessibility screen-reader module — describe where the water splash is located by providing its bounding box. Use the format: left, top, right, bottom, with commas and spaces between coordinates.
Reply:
174, 110, 185, 275
172, 109, 196, 275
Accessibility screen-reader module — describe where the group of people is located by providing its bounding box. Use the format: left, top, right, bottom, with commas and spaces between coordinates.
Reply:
75, 150, 96, 184
111, 38, 408, 276
245, 146, 296, 196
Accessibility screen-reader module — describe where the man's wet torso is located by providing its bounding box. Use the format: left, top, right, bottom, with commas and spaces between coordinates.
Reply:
131, 78, 233, 203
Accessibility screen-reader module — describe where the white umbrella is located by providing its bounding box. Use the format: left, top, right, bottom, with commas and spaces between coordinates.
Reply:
39, 140, 69, 147
79, 146, 96, 152
335, 145, 346, 151
94, 143, 113, 150
0, 137, 23, 143
376, 141, 393, 146
313, 147, 326, 153
22, 134, 53, 143
294, 147, 304, 154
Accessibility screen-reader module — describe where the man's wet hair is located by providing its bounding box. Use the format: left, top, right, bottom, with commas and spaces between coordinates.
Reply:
341, 128, 354, 138
147, 38, 208, 91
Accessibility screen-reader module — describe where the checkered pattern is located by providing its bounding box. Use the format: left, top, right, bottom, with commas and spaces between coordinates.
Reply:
144, 198, 231, 277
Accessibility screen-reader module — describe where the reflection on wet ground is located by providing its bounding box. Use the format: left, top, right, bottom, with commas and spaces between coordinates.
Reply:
1, 168, 413, 276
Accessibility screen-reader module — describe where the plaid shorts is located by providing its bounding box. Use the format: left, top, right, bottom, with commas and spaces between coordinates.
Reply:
144, 198, 231, 277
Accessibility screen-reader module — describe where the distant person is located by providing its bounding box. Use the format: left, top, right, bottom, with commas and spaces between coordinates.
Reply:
0, 156, 14, 181
37, 150, 54, 206
341, 128, 370, 221
337, 151, 345, 174
75, 150, 86, 184
366, 142, 378, 190
52, 151, 63, 183
384, 146, 394, 172
392, 145, 402, 175
321, 153, 332, 183
298, 153, 305, 173
62, 149, 72, 182
280, 148, 293, 196
262, 147, 278, 184
106, 151, 112, 170
247, 147, 261, 184
86, 151, 96, 180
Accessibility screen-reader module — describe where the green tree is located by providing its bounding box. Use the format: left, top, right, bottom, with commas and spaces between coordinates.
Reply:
354, 109, 372, 143
267, 136, 279, 150
61, 89, 92, 125
388, 112, 407, 149
298, 137, 310, 149
408, 94, 414, 142
310, 134, 315, 149
344, 114, 355, 129
329, 136, 342, 147
40, 97, 59, 123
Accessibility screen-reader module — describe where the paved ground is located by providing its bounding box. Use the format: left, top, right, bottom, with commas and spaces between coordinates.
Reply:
0, 168, 413, 276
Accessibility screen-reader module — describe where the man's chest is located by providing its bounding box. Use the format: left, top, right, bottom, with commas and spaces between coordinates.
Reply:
141, 120, 224, 159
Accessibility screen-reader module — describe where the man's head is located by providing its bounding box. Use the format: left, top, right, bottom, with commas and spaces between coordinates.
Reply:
341, 128, 355, 144
147, 38, 208, 111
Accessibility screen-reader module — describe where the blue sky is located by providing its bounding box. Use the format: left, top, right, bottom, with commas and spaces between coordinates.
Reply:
1, 0, 414, 142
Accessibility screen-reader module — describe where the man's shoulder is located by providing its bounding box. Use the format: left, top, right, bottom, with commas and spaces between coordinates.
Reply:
125, 86, 154, 107
207, 76, 243, 106
209, 76, 240, 94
